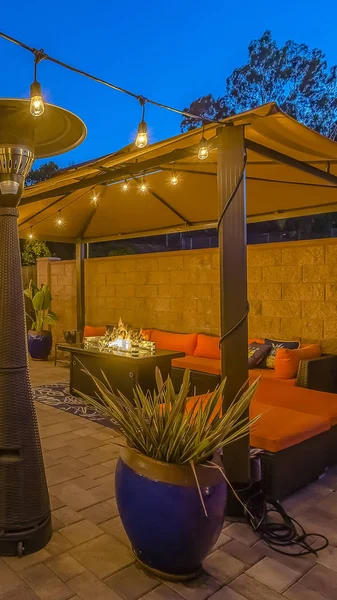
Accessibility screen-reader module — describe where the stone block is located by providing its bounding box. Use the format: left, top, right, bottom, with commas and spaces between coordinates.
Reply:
321, 339, 337, 354
183, 254, 212, 270
96, 285, 115, 298
157, 311, 183, 331
323, 319, 337, 339
303, 264, 337, 282
196, 270, 220, 284
170, 298, 197, 313
147, 271, 170, 285
58, 274, 73, 287
157, 255, 184, 270
51, 275, 58, 288
116, 284, 135, 297
125, 271, 147, 285
106, 272, 126, 285
97, 260, 115, 274
51, 262, 65, 276
325, 244, 337, 263
212, 253, 220, 269
64, 263, 74, 276
249, 300, 262, 317
158, 284, 183, 298
183, 284, 212, 299
262, 300, 301, 318
125, 297, 146, 310
280, 318, 323, 340
135, 257, 158, 271
282, 245, 325, 265
115, 258, 135, 272
326, 283, 337, 300
282, 283, 325, 301
302, 301, 337, 319
106, 297, 126, 310
135, 285, 157, 298
248, 248, 282, 266
247, 267, 262, 283
93, 273, 106, 286
170, 271, 197, 284
248, 283, 282, 300
249, 317, 281, 338
145, 298, 171, 312
262, 266, 302, 283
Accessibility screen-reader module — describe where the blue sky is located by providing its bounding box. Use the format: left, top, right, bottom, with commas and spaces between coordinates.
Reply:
1, 0, 337, 167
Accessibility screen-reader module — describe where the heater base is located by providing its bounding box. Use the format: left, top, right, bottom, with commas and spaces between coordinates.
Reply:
0, 514, 52, 557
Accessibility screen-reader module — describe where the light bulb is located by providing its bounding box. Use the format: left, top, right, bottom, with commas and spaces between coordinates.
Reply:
56, 212, 64, 227
140, 179, 147, 192
198, 136, 209, 160
122, 181, 129, 191
28, 230, 33, 240
135, 120, 148, 148
91, 193, 98, 204
30, 80, 45, 117
170, 173, 179, 186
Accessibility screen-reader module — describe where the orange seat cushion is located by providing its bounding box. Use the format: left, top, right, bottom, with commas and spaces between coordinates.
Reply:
186, 393, 222, 422
250, 401, 330, 452
252, 378, 337, 426
141, 329, 152, 341
151, 330, 197, 355
172, 355, 221, 376
194, 334, 221, 360
83, 325, 106, 341
275, 345, 321, 379
249, 369, 296, 385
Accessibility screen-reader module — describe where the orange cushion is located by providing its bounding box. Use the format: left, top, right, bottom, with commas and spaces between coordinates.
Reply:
275, 345, 321, 379
186, 393, 222, 422
172, 355, 221, 376
151, 330, 197, 355
194, 334, 221, 360
250, 401, 330, 452
249, 369, 296, 385
83, 325, 106, 341
141, 329, 152, 341
252, 378, 337, 426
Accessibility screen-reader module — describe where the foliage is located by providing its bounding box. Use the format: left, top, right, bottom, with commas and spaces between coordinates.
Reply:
24, 280, 58, 332
26, 161, 59, 186
78, 368, 259, 465
21, 239, 51, 266
181, 30, 337, 138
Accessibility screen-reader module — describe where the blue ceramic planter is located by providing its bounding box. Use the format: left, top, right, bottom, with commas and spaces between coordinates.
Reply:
115, 447, 227, 580
28, 330, 53, 360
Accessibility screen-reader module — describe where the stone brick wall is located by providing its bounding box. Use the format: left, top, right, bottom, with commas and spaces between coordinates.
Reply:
39, 239, 337, 353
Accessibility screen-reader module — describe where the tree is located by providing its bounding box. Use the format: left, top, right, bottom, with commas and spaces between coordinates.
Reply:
181, 31, 337, 138
21, 239, 51, 266
26, 161, 59, 186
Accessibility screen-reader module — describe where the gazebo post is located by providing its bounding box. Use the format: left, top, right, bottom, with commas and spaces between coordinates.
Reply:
76, 240, 85, 339
217, 125, 250, 487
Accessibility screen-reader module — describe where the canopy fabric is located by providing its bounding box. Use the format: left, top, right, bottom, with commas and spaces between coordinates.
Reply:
19, 103, 337, 243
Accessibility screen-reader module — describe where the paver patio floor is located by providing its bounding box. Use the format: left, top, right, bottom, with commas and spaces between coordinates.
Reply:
1, 360, 337, 600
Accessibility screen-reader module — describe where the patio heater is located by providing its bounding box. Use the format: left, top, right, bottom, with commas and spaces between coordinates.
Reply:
0, 99, 85, 556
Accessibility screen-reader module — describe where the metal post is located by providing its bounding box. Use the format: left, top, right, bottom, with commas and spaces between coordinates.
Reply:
217, 125, 250, 485
76, 240, 85, 338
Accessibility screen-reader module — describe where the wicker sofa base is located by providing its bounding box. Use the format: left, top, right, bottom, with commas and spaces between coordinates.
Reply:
256, 426, 337, 500
171, 366, 221, 395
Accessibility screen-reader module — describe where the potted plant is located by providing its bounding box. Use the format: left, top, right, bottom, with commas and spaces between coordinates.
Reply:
79, 369, 259, 580
24, 280, 58, 360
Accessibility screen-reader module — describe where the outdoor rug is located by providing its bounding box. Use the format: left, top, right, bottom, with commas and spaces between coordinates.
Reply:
33, 381, 118, 430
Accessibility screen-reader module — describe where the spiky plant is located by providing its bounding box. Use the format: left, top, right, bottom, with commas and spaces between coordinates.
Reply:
78, 368, 259, 466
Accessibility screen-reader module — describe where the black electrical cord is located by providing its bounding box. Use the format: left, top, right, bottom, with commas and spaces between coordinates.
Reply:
245, 491, 329, 556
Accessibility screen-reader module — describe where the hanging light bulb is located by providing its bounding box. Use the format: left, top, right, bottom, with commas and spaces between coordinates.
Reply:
28, 228, 34, 240
91, 191, 98, 204
139, 177, 147, 193
198, 136, 209, 160
30, 54, 45, 117
56, 211, 64, 227
135, 98, 148, 148
122, 180, 129, 191
170, 172, 179, 186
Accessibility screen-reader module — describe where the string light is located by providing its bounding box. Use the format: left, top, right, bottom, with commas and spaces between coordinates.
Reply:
135, 98, 148, 148
170, 172, 179, 186
28, 228, 34, 240
198, 127, 209, 160
56, 211, 64, 227
122, 181, 129, 191
91, 191, 99, 204
139, 177, 148, 193
30, 54, 45, 117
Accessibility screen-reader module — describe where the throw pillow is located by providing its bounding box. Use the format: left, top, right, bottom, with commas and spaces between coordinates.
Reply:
248, 342, 272, 369
275, 344, 321, 379
262, 338, 300, 369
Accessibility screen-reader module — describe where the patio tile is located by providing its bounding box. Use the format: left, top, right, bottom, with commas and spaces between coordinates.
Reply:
50, 495, 66, 510
68, 570, 124, 600
208, 588, 246, 600
0, 583, 41, 600
0, 559, 27, 594
53, 506, 83, 526
296, 509, 337, 545
252, 541, 314, 573
223, 523, 259, 547
81, 501, 119, 524
79, 465, 112, 480
102, 458, 118, 471
94, 473, 116, 487
19, 563, 73, 600
42, 437, 74, 451
72, 475, 98, 490
52, 514, 65, 530
60, 457, 89, 471
60, 520, 103, 545
3, 549, 51, 572
165, 572, 222, 600
314, 491, 337, 519
70, 436, 108, 452
48, 445, 89, 459
40, 421, 83, 439
106, 563, 159, 599
229, 573, 285, 599
316, 544, 337, 571
46, 464, 80, 486
46, 553, 86, 582
79, 446, 119, 466
46, 531, 74, 556
87, 483, 116, 503
142, 585, 184, 600
245, 557, 300, 593
70, 534, 134, 578
299, 564, 337, 597
222, 540, 265, 566
203, 550, 246, 584
284, 582, 329, 599
100, 517, 130, 547
48, 482, 100, 511
44, 454, 63, 468
212, 533, 231, 552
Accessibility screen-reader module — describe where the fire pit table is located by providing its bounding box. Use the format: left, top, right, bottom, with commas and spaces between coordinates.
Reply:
57, 344, 185, 399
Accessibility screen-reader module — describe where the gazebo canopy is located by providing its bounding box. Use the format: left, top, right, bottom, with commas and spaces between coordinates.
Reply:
19, 102, 337, 243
